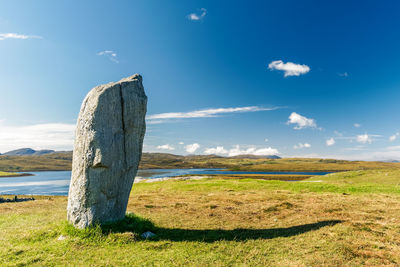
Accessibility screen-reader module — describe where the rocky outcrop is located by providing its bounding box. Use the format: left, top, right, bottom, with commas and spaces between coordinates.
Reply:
67, 74, 147, 229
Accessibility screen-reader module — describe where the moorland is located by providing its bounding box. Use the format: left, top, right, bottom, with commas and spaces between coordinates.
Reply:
1, 151, 400, 173
1, 169, 400, 266
2, 150, 400, 265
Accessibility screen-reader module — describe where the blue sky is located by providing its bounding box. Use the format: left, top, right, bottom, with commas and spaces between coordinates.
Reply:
1, 0, 400, 160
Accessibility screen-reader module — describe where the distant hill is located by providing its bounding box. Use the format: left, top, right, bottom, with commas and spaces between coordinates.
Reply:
2, 148, 56, 156
1, 149, 400, 172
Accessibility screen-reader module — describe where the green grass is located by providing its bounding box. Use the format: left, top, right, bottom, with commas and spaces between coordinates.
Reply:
0, 171, 23, 177
177, 173, 313, 181
1, 169, 400, 266
308, 169, 400, 185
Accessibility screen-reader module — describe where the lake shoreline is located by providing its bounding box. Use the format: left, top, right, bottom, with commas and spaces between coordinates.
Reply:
0, 173, 33, 178
0, 168, 328, 196
1, 167, 346, 172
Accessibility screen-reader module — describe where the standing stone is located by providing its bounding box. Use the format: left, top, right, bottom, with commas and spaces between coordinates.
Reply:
67, 74, 147, 229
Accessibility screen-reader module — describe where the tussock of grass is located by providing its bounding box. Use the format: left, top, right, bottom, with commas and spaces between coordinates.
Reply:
63, 213, 156, 243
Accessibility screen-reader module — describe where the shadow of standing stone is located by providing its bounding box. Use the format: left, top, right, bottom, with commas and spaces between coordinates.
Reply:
67, 74, 147, 229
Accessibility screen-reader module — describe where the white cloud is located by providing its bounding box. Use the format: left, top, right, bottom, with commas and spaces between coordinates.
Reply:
228, 145, 279, 157
203, 145, 280, 157
0, 122, 75, 153
338, 72, 349, 77
156, 144, 175, 151
147, 106, 278, 123
187, 8, 207, 21
354, 123, 361, 128
389, 133, 399, 142
293, 143, 311, 149
356, 134, 372, 144
97, 50, 119, 63
264, 138, 269, 142
326, 138, 335, 146
268, 60, 310, 77
186, 143, 200, 153
204, 146, 228, 155
287, 112, 317, 130
0, 33, 42, 40
178, 142, 184, 145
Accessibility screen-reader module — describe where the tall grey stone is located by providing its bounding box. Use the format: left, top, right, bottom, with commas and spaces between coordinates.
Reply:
67, 74, 147, 229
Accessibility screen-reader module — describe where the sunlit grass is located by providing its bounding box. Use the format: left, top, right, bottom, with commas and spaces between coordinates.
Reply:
1, 170, 400, 265
0, 171, 21, 177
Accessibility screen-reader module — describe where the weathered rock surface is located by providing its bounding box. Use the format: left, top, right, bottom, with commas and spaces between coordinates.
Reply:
67, 74, 147, 228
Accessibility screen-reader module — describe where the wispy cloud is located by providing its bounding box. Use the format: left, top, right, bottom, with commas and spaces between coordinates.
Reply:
156, 144, 175, 151
287, 112, 317, 130
343, 146, 366, 151
338, 72, 349, 77
341, 148, 400, 161
187, 8, 207, 21
97, 50, 119, 63
147, 106, 278, 123
0, 33, 42, 40
335, 133, 382, 144
293, 143, 311, 149
288, 146, 400, 161
268, 60, 310, 77
334, 130, 343, 137
385, 145, 400, 151
0, 122, 75, 153
354, 123, 361, 128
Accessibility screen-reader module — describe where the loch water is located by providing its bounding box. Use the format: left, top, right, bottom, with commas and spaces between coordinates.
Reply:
0, 169, 330, 196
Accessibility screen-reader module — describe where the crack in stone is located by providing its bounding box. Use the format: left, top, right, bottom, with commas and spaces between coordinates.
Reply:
119, 84, 127, 169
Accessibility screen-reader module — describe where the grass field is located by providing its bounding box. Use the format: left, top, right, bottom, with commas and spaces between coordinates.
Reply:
178, 173, 313, 181
1, 169, 400, 266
